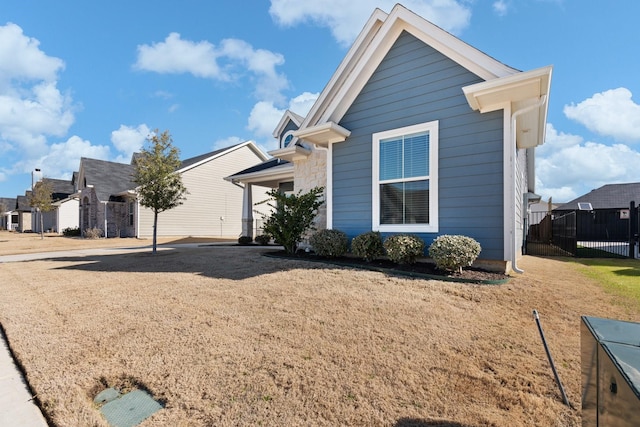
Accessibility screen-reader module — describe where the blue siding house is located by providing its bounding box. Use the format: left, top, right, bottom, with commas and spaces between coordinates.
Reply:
230, 4, 552, 273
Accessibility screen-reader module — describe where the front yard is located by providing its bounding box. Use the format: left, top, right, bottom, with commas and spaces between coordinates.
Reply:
0, 237, 638, 426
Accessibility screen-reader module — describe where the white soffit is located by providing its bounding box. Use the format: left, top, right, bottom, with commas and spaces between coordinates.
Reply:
293, 122, 351, 146
463, 65, 553, 113
268, 144, 312, 161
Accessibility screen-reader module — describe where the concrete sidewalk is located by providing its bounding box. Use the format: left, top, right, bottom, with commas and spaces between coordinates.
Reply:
0, 333, 48, 427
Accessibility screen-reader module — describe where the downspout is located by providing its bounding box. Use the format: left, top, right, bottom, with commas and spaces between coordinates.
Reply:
102, 201, 108, 238
510, 95, 547, 273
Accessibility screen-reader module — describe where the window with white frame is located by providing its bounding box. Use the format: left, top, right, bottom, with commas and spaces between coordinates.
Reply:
372, 120, 438, 233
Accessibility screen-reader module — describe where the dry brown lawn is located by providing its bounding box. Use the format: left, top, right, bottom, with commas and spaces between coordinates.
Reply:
0, 231, 637, 426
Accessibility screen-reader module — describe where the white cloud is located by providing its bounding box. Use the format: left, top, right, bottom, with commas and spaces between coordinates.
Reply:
493, 0, 509, 16
111, 124, 150, 161
246, 92, 320, 150
135, 34, 289, 104
212, 136, 246, 151
536, 124, 640, 201
19, 135, 111, 180
247, 101, 285, 141
289, 91, 319, 117
564, 88, 640, 142
134, 33, 224, 79
0, 24, 75, 159
269, 0, 471, 46
0, 23, 64, 84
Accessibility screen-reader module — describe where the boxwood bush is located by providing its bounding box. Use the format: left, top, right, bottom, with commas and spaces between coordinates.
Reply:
428, 235, 481, 273
238, 235, 253, 245
351, 231, 384, 262
254, 234, 271, 245
309, 229, 348, 258
383, 234, 425, 264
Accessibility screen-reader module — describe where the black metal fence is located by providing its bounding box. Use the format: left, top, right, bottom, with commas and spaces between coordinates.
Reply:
526, 202, 640, 259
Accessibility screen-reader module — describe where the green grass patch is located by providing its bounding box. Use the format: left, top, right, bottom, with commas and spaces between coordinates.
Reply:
572, 258, 640, 311
576, 246, 627, 258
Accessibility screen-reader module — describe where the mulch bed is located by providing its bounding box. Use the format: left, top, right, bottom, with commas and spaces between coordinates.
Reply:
265, 250, 510, 284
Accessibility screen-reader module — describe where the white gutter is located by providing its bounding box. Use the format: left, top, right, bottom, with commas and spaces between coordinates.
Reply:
510, 95, 548, 274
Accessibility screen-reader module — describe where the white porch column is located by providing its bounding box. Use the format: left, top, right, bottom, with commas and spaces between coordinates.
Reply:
242, 183, 254, 239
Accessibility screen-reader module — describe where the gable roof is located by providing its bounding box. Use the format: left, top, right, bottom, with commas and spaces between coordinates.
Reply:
556, 183, 640, 211
42, 178, 74, 201
272, 110, 304, 138
178, 140, 268, 173
16, 194, 31, 211
0, 197, 16, 212
294, 3, 551, 150
80, 158, 136, 202
301, 4, 518, 130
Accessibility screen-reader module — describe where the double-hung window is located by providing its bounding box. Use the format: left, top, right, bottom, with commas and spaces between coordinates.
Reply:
372, 120, 438, 233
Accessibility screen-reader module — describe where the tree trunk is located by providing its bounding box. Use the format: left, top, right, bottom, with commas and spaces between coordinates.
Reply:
152, 210, 158, 254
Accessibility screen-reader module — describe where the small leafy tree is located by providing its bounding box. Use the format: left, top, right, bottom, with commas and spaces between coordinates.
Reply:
259, 187, 324, 254
28, 179, 55, 240
133, 129, 187, 254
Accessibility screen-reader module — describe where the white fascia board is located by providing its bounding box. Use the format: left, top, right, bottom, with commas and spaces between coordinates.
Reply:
293, 122, 351, 146
463, 65, 553, 112
177, 140, 267, 174
272, 110, 305, 138
268, 144, 312, 161
323, 4, 520, 124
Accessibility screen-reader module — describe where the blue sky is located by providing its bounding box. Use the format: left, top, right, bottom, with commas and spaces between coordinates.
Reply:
1, 0, 639, 203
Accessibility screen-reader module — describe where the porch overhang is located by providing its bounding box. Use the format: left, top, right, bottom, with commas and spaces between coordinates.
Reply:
268, 144, 312, 162
463, 65, 552, 149
224, 162, 294, 188
293, 121, 351, 147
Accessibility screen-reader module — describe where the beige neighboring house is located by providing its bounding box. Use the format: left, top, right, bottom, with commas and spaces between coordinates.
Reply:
137, 140, 271, 238
75, 141, 271, 239
32, 178, 79, 234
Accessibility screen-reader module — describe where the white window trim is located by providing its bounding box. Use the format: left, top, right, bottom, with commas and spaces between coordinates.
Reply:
372, 120, 439, 233
281, 130, 297, 148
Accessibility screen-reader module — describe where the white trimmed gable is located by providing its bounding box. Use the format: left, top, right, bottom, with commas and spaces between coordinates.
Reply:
300, 4, 520, 131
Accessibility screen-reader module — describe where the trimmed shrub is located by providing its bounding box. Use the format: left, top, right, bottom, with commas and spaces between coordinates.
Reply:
254, 234, 271, 245
83, 227, 102, 239
238, 236, 253, 245
309, 229, 348, 258
351, 231, 384, 262
62, 226, 81, 237
383, 234, 425, 264
428, 235, 481, 273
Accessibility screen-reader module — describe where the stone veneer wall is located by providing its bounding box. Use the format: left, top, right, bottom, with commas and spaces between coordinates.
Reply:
293, 146, 327, 247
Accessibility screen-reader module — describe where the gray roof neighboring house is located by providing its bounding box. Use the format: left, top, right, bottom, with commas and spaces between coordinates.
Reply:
0, 197, 16, 212
16, 194, 31, 212
556, 182, 640, 211
80, 158, 136, 202
42, 178, 74, 201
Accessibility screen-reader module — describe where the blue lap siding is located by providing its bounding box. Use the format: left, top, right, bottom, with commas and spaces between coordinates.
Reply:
332, 31, 505, 260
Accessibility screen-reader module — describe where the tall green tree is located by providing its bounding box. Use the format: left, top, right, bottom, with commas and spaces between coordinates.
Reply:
259, 186, 324, 254
28, 179, 54, 240
133, 130, 187, 254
